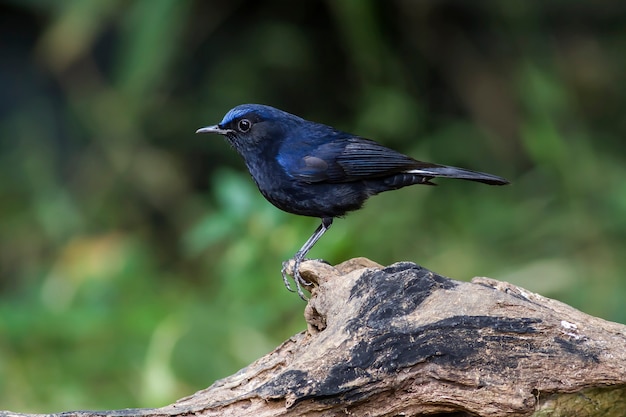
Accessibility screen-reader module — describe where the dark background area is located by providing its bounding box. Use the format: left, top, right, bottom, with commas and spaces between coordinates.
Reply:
1, 0, 625, 412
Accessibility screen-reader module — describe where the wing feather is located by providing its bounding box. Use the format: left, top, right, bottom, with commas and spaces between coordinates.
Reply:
335, 138, 422, 179
281, 136, 439, 183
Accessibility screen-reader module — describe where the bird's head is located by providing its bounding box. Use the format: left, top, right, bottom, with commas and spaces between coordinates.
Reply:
196, 104, 304, 154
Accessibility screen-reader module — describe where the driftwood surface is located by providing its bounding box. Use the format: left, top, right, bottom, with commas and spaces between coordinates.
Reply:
2, 258, 626, 417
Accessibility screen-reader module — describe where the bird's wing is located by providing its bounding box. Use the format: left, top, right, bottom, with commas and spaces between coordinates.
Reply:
334, 138, 430, 180
282, 137, 436, 183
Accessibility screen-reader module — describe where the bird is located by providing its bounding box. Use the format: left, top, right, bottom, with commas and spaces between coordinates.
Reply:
196, 104, 509, 300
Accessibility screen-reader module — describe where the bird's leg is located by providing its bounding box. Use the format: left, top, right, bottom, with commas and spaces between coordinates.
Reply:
281, 217, 333, 300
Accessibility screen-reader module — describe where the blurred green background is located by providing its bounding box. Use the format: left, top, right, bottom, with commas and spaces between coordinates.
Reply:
1, 0, 625, 413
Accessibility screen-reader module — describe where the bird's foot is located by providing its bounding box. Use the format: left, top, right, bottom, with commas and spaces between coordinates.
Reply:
280, 261, 296, 293
281, 258, 324, 301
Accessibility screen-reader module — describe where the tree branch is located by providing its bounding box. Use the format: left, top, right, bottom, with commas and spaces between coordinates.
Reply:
3, 258, 626, 417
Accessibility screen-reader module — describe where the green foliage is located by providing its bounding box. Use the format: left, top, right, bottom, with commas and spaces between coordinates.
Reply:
0, 0, 625, 412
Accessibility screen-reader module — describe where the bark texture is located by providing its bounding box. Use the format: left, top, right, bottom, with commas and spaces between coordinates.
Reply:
2, 258, 626, 417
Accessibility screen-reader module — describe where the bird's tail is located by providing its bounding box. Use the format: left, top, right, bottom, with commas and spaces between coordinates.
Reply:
406, 165, 509, 185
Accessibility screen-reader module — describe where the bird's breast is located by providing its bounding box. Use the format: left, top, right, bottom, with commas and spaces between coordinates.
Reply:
241, 150, 369, 218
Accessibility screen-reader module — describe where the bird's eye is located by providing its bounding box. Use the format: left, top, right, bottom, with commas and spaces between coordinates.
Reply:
238, 119, 252, 132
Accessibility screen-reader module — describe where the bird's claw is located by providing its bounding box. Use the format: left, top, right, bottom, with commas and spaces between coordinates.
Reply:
281, 258, 314, 301
280, 262, 296, 293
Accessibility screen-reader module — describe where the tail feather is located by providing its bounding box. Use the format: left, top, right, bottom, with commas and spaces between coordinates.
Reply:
405, 165, 509, 185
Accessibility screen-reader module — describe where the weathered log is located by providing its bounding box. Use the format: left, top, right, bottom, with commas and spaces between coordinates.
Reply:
2, 258, 626, 417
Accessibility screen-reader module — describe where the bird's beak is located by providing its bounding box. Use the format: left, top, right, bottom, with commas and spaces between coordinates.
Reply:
195, 125, 232, 135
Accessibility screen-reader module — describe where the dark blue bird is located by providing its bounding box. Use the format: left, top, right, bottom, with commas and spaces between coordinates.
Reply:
197, 104, 509, 299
